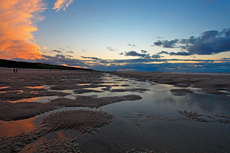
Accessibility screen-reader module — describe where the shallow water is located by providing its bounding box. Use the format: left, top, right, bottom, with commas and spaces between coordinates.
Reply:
1, 73, 230, 152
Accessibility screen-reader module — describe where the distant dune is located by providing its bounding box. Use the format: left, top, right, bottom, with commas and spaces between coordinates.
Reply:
0, 59, 94, 71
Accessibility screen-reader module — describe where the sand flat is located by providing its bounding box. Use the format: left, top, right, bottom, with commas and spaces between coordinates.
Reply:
1, 69, 230, 152
112, 71, 230, 95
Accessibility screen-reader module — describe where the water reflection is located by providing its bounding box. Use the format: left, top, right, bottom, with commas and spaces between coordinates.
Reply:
25, 85, 45, 89
0, 117, 38, 137
0, 86, 10, 89
9, 96, 59, 103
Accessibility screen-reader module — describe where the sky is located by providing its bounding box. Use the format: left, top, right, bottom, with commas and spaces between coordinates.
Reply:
1, 0, 230, 72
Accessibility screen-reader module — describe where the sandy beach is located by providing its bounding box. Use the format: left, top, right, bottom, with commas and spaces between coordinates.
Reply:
0, 69, 230, 152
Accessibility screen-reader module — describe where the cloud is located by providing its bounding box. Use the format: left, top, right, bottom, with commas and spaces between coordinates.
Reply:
65, 55, 73, 58
44, 46, 47, 50
66, 51, 74, 53
128, 44, 136, 47
154, 39, 179, 48
152, 54, 161, 59
53, 0, 74, 12
40, 54, 86, 67
124, 51, 150, 59
12, 54, 230, 72
0, 0, 46, 60
55, 54, 65, 58
154, 28, 230, 55
12, 54, 86, 68
81, 56, 101, 60
107, 47, 116, 51
158, 51, 191, 56
141, 50, 147, 53
52, 50, 62, 53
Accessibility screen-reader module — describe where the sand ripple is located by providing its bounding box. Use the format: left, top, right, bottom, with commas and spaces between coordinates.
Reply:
41, 110, 114, 134
20, 137, 81, 153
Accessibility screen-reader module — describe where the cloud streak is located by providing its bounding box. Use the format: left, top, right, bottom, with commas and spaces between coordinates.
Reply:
107, 47, 116, 51
124, 51, 150, 59
53, 0, 74, 12
0, 0, 46, 60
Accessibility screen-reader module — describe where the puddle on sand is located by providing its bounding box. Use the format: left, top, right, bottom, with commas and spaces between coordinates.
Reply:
9, 96, 59, 103
25, 85, 46, 89
0, 86, 10, 93
1, 73, 230, 152
77, 83, 91, 86
216, 88, 230, 94
0, 107, 95, 137
0, 86, 10, 89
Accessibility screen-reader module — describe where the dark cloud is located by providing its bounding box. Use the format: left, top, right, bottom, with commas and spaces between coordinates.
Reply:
30, 54, 87, 67
125, 51, 150, 59
221, 58, 230, 60
65, 55, 73, 58
154, 28, 230, 55
52, 50, 62, 53
55, 54, 65, 58
154, 39, 178, 48
141, 50, 147, 53
107, 47, 116, 51
119, 52, 123, 55
152, 54, 161, 59
81, 56, 101, 60
67, 51, 74, 53
153, 41, 162, 46
201, 30, 218, 40
158, 51, 191, 56
128, 44, 135, 47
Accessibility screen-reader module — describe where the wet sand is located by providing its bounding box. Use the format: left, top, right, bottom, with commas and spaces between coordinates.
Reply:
112, 71, 230, 95
0, 69, 144, 152
1, 69, 230, 152
0, 69, 142, 121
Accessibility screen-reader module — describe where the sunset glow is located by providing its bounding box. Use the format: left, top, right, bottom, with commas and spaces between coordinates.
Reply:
0, 0, 46, 59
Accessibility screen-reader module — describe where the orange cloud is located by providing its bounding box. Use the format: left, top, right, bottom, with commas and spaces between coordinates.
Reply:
53, 0, 74, 12
62, 64, 82, 68
0, 0, 46, 60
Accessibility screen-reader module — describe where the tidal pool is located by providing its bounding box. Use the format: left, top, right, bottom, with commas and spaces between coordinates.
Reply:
0, 73, 230, 153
